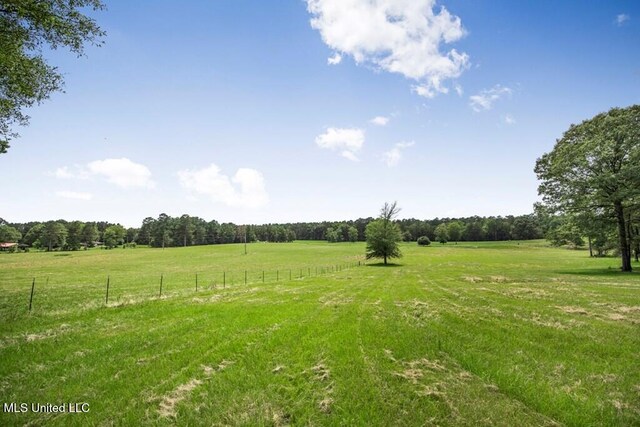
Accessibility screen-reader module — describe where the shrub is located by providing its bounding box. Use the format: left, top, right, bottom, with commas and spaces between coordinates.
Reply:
417, 236, 431, 246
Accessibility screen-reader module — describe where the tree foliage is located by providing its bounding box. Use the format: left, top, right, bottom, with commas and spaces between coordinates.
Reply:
80, 222, 99, 247
103, 224, 125, 249
0, 0, 105, 153
446, 221, 462, 242
65, 220, 83, 250
41, 221, 67, 251
365, 202, 402, 265
417, 236, 431, 246
434, 223, 449, 244
0, 224, 21, 242
535, 105, 640, 271
6, 212, 548, 253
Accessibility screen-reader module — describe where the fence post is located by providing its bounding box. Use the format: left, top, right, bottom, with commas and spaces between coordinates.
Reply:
262, 270, 265, 283
196, 273, 198, 292
159, 274, 163, 297
106, 275, 110, 304
29, 278, 35, 312
223, 271, 226, 288
245, 270, 247, 285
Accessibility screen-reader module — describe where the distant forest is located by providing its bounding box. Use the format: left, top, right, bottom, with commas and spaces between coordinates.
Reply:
0, 213, 545, 251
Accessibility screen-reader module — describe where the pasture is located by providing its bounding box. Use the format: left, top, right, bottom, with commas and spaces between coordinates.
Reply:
0, 241, 638, 426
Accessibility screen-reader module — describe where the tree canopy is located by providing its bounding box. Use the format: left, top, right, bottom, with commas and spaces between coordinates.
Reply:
0, 224, 21, 242
0, 0, 105, 153
365, 202, 403, 265
434, 223, 449, 244
535, 105, 640, 271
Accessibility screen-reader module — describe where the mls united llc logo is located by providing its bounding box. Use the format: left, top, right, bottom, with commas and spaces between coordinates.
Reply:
3, 402, 90, 413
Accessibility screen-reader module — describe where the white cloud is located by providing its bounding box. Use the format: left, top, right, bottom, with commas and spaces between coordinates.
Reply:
177, 164, 268, 208
340, 150, 360, 162
52, 165, 89, 180
52, 158, 154, 189
616, 14, 630, 26
307, 0, 469, 98
383, 141, 415, 167
315, 127, 364, 161
370, 116, 390, 126
327, 52, 342, 65
454, 84, 464, 96
87, 158, 155, 189
55, 191, 93, 201
469, 85, 512, 112
503, 114, 516, 125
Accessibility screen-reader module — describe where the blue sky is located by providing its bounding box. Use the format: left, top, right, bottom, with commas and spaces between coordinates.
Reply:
1, 0, 639, 227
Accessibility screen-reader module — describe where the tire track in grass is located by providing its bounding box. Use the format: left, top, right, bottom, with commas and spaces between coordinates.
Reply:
151, 274, 352, 423
409, 278, 626, 426
379, 275, 564, 425
132, 288, 323, 423
2, 290, 304, 426
177, 276, 342, 425
353, 276, 399, 421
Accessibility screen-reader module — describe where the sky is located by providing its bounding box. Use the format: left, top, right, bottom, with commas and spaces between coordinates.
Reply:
1, 0, 639, 228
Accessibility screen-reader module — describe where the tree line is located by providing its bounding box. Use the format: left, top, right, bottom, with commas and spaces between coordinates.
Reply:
1, 213, 547, 251
3, 210, 636, 261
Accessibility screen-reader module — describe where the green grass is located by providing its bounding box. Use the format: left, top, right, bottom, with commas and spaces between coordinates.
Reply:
0, 241, 638, 426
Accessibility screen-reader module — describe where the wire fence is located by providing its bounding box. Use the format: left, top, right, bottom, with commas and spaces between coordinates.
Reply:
1, 261, 366, 318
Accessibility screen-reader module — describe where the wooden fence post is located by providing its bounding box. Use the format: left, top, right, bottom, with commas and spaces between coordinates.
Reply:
29, 278, 35, 312
106, 276, 110, 304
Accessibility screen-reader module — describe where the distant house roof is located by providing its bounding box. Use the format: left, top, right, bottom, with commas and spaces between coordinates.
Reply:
0, 242, 18, 248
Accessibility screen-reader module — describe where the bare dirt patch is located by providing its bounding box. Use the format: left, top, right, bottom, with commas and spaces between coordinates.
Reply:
395, 299, 439, 325
157, 361, 234, 418
158, 378, 203, 418
556, 306, 589, 315
191, 294, 224, 304
303, 361, 334, 414
513, 311, 582, 330
393, 357, 447, 384
22, 323, 73, 344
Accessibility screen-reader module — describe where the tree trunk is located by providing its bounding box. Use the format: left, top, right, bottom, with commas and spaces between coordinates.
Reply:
588, 236, 593, 257
384, 254, 387, 265
614, 202, 632, 272
634, 226, 640, 262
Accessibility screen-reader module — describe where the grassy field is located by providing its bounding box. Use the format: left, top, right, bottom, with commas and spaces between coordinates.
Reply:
0, 241, 639, 426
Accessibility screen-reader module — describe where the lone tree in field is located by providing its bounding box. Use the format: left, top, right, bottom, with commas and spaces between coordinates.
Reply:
0, 0, 106, 154
365, 202, 403, 265
535, 105, 640, 272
